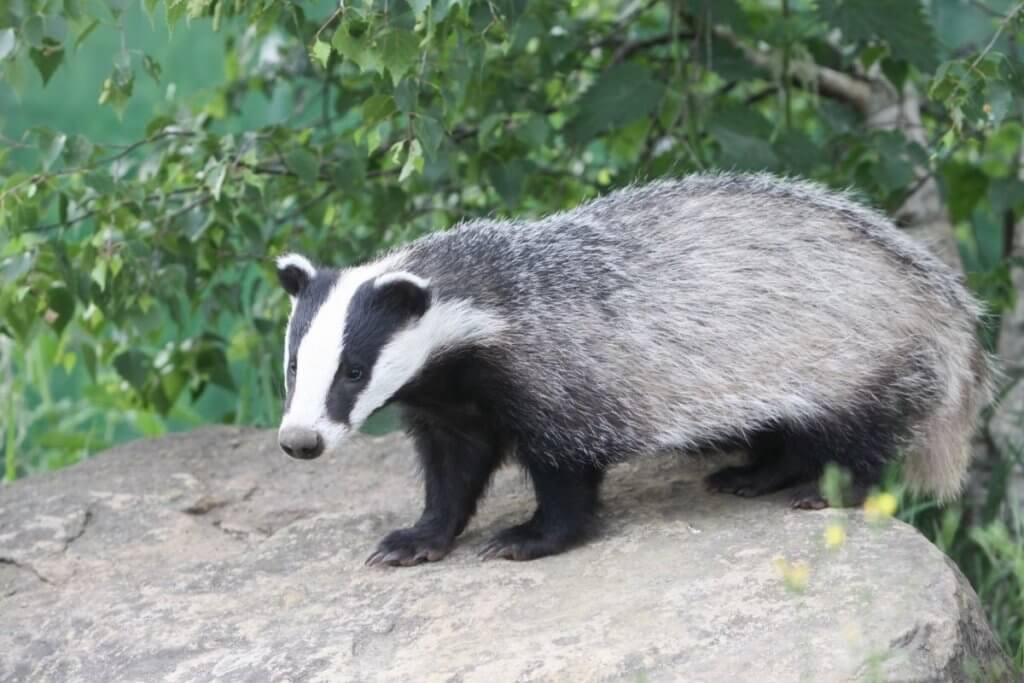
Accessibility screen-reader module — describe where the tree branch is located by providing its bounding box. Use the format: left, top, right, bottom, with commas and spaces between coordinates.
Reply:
611, 30, 696, 65
714, 26, 873, 113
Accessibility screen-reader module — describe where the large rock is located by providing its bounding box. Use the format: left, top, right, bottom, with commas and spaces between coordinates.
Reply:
0, 427, 1011, 682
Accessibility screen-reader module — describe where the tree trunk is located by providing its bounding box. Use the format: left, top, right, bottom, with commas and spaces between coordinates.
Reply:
864, 81, 964, 272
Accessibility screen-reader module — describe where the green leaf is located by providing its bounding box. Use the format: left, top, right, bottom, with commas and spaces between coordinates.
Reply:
108, 0, 131, 19
394, 78, 417, 113
188, 0, 214, 18
476, 113, 505, 149
488, 159, 529, 207
79, 342, 97, 380
144, 0, 161, 22
362, 94, 397, 127
84, 170, 116, 195
399, 139, 424, 182
39, 131, 67, 171
989, 177, 1024, 217
516, 115, 549, 147
98, 62, 134, 117
817, 0, 938, 73
881, 57, 909, 90
114, 350, 151, 392
565, 63, 664, 144
145, 115, 175, 137
22, 16, 44, 47
167, 1, 188, 30
942, 161, 988, 223
332, 24, 382, 74
709, 106, 777, 171
1, 253, 34, 285
875, 152, 914, 193
311, 39, 331, 69
90, 260, 107, 290
0, 28, 15, 61
74, 19, 99, 50
380, 29, 420, 85
196, 344, 235, 390
772, 129, 822, 176
413, 116, 444, 156
45, 286, 74, 335
205, 162, 227, 200
29, 39, 64, 85
686, 0, 747, 30
405, 0, 431, 18
142, 54, 162, 84
284, 148, 319, 185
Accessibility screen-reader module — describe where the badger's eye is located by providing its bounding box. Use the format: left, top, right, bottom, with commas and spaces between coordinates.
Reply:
288, 358, 297, 377
345, 366, 364, 382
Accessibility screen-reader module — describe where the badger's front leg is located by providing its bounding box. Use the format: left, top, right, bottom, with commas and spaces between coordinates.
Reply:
480, 460, 605, 561
366, 418, 501, 567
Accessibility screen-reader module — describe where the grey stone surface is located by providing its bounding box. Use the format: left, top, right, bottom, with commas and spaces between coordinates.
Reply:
0, 427, 1011, 682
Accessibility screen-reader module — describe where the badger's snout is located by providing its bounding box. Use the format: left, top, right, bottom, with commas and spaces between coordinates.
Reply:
278, 426, 324, 460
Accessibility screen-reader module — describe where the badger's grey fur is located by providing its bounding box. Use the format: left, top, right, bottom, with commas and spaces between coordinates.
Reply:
276, 172, 992, 565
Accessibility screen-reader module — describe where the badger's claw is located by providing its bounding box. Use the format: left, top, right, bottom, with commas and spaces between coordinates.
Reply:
365, 527, 452, 567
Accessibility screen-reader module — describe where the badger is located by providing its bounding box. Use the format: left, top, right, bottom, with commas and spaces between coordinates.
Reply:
275, 173, 992, 566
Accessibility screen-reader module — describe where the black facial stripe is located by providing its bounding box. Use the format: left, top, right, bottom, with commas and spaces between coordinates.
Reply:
285, 269, 338, 409
324, 279, 423, 423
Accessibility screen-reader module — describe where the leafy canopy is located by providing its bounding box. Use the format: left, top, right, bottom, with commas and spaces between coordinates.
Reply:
0, 0, 1022, 476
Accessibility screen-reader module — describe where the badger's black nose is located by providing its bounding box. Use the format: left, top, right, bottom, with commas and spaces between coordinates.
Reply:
278, 426, 324, 460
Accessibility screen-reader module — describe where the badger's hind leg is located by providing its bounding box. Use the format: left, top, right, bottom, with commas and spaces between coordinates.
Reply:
706, 417, 896, 509
781, 414, 895, 509
704, 428, 811, 497
480, 460, 604, 561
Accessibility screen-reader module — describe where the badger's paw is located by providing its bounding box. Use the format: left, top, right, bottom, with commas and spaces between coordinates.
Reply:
479, 521, 575, 562
365, 527, 452, 567
705, 464, 778, 497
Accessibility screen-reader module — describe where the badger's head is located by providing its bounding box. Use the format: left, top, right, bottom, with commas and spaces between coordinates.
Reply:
274, 252, 434, 460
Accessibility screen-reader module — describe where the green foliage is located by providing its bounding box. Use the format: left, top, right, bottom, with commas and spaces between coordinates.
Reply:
2, 0, 1024, 665
900, 446, 1024, 673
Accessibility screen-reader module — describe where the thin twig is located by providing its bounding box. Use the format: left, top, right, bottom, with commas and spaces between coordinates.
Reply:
0, 129, 196, 202
611, 30, 695, 65
276, 186, 335, 224
27, 186, 204, 233
970, 0, 1024, 70
314, 3, 346, 43
971, 0, 1006, 18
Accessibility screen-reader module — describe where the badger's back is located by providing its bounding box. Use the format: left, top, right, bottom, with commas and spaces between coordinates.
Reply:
401, 173, 991, 498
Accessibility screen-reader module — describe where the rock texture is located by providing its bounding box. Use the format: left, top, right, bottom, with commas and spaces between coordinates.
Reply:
0, 427, 1011, 682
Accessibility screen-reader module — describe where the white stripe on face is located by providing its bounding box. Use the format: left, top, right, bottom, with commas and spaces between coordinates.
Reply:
280, 259, 395, 451
348, 299, 507, 427
283, 300, 293, 380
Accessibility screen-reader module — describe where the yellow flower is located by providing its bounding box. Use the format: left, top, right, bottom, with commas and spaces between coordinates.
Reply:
825, 522, 847, 549
773, 557, 810, 592
864, 492, 898, 522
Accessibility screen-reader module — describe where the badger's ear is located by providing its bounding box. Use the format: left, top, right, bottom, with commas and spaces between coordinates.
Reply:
374, 271, 431, 318
276, 253, 316, 298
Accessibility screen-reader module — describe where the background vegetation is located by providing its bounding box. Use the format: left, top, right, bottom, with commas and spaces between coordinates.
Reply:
2, 0, 1023, 670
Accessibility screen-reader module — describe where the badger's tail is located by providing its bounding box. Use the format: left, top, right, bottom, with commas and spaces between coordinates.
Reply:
903, 325, 997, 500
